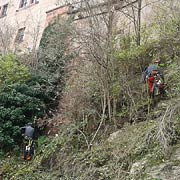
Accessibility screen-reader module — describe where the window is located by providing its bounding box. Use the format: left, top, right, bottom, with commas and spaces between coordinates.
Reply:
19, 0, 39, 8
30, 0, 36, 3
1, 4, 8, 17
30, 0, 39, 4
19, 0, 27, 8
15, 27, 25, 43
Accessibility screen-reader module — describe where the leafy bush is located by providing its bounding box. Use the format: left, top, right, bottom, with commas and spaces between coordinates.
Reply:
0, 82, 45, 151
0, 55, 60, 151
38, 18, 74, 97
0, 54, 30, 84
0, 19, 75, 152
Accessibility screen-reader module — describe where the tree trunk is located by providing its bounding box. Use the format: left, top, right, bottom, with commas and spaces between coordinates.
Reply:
137, 0, 142, 46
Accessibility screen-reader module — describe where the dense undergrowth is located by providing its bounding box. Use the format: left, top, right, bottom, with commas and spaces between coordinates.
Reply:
1, 34, 180, 179
1, 4, 180, 179
0, 19, 73, 153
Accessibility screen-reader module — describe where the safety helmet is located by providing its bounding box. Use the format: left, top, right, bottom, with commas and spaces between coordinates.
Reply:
27, 122, 33, 126
154, 59, 160, 63
152, 70, 158, 76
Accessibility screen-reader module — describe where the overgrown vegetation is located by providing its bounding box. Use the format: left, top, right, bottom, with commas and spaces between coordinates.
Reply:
0, 19, 73, 152
1, 1, 180, 180
0, 55, 58, 152
2, 100, 180, 179
37, 18, 74, 105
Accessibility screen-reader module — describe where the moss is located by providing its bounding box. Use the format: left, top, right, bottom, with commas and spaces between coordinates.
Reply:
142, 174, 162, 180
171, 159, 180, 166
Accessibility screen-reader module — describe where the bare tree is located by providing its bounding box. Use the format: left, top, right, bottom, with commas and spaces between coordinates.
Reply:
0, 20, 15, 55
62, 0, 124, 147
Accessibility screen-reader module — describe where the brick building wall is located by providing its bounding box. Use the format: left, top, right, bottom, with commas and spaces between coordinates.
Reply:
0, 0, 179, 54
0, 0, 69, 54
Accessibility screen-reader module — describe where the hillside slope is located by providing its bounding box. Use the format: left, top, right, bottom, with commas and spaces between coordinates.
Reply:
1, 54, 180, 180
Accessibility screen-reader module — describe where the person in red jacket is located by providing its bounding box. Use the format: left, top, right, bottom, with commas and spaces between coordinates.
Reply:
143, 59, 165, 97
147, 70, 158, 95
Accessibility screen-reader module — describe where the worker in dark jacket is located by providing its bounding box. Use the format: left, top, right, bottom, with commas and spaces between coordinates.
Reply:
21, 123, 35, 139
21, 123, 35, 160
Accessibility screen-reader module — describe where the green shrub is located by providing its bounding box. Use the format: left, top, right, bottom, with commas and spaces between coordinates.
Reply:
0, 54, 30, 84
38, 18, 74, 95
0, 54, 60, 151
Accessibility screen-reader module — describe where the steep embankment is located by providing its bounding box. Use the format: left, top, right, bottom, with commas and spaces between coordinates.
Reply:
1, 56, 180, 180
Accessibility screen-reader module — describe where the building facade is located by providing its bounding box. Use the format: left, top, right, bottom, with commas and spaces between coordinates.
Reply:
0, 0, 178, 54
0, 0, 72, 54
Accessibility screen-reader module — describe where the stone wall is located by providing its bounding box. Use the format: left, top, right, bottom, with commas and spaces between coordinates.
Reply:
0, 0, 179, 54
0, 0, 59, 53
